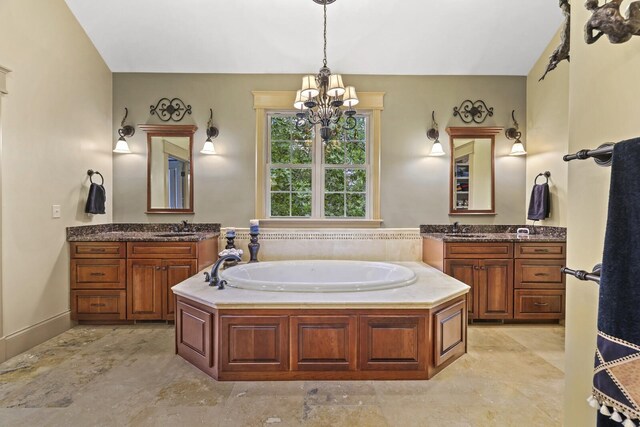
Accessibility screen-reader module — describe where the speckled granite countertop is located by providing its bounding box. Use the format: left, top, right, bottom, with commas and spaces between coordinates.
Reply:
420, 224, 566, 243
66, 223, 220, 242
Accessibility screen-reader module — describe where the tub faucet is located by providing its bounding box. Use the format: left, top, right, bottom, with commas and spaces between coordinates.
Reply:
204, 254, 241, 289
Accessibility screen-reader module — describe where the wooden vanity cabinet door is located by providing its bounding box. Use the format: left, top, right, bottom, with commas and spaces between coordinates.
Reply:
127, 259, 163, 320
164, 259, 197, 321
445, 259, 478, 320
477, 259, 513, 319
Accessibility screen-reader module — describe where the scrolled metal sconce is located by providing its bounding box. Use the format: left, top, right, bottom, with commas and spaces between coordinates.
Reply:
426, 111, 445, 157
506, 110, 526, 156
201, 109, 219, 155
114, 108, 135, 153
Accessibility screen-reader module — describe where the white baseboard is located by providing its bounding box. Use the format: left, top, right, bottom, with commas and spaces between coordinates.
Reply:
0, 311, 72, 363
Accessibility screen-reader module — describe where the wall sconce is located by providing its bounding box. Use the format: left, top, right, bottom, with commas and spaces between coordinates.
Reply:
114, 108, 134, 153
427, 111, 445, 156
506, 110, 527, 156
201, 109, 219, 155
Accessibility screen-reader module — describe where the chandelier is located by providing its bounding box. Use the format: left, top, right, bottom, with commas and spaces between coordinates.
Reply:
294, 0, 359, 142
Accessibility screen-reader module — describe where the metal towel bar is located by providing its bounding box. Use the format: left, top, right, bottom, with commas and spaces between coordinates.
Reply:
563, 143, 614, 167
561, 264, 602, 284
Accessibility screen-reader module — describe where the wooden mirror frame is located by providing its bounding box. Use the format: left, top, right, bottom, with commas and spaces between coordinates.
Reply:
446, 127, 501, 215
140, 124, 197, 214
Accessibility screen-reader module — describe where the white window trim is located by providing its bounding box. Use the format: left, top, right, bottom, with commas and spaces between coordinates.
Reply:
253, 90, 384, 228
265, 111, 372, 220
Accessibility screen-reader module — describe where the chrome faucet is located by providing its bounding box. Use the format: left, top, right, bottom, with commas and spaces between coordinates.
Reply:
204, 254, 242, 289
452, 221, 460, 233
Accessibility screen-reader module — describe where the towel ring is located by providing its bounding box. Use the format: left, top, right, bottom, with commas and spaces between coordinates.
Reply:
87, 169, 104, 185
535, 171, 551, 185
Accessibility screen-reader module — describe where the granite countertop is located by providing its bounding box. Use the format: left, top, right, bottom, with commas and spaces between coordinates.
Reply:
420, 232, 566, 243
171, 262, 470, 310
420, 224, 566, 243
66, 223, 220, 242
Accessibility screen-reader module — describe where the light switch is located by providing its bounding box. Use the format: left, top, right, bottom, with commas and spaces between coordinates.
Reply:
52, 205, 61, 218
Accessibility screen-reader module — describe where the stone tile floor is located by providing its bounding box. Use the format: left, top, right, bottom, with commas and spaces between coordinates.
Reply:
0, 324, 564, 426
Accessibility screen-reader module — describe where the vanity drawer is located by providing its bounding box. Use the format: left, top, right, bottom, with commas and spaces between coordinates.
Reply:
515, 259, 565, 289
71, 290, 126, 321
70, 242, 126, 259
514, 290, 565, 320
515, 243, 566, 259
71, 259, 126, 289
445, 243, 513, 259
127, 242, 197, 259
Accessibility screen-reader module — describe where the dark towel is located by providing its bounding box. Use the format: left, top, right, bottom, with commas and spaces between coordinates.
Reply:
85, 183, 106, 214
592, 137, 640, 426
527, 183, 550, 220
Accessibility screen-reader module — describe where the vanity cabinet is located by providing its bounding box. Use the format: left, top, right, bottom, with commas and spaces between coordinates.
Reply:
70, 239, 217, 323
513, 243, 566, 320
70, 243, 127, 321
424, 240, 566, 322
443, 243, 513, 320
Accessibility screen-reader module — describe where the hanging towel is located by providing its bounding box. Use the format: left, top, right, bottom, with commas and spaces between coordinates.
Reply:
85, 182, 106, 214
592, 137, 640, 427
527, 182, 550, 220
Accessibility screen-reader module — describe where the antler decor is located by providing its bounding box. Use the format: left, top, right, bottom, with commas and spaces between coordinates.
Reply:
585, 0, 640, 44
540, 0, 570, 81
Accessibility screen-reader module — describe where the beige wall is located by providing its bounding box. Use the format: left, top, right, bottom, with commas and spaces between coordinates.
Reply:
0, 0, 112, 359
526, 29, 569, 227
562, 5, 640, 426
112, 74, 527, 227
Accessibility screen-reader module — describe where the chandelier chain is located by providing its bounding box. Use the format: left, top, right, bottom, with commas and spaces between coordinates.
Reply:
323, 0, 327, 67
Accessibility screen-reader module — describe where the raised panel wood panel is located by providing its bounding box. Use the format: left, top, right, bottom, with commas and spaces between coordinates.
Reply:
71, 259, 126, 290
163, 260, 197, 320
515, 259, 565, 289
445, 259, 477, 319
127, 259, 163, 319
515, 290, 565, 319
478, 259, 513, 319
359, 315, 426, 371
434, 299, 466, 367
515, 243, 566, 259
291, 316, 357, 371
445, 242, 513, 259
220, 316, 289, 372
127, 242, 197, 259
71, 290, 126, 321
176, 300, 214, 374
70, 242, 126, 258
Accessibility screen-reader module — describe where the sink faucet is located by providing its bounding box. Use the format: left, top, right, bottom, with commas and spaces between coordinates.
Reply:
174, 220, 190, 232
204, 254, 242, 289
452, 221, 460, 233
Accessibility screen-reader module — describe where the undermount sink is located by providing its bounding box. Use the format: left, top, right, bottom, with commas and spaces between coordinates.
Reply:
155, 232, 197, 237
444, 233, 486, 238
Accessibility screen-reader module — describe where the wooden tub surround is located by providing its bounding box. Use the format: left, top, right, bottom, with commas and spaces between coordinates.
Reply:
172, 262, 469, 381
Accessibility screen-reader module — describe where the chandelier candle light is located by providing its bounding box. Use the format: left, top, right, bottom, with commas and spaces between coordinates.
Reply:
294, 0, 359, 142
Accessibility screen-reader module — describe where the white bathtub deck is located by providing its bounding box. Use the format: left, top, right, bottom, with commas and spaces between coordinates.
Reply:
172, 262, 469, 309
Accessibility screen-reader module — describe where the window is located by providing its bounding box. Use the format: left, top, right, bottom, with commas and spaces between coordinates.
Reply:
266, 112, 370, 219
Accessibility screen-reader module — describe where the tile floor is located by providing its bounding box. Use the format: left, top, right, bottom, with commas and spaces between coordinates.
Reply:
0, 323, 564, 426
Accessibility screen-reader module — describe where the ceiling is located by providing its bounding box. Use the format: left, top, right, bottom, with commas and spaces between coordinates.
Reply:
64, 0, 563, 76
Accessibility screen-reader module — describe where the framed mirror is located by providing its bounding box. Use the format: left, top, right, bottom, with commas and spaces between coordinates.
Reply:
139, 124, 197, 213
446, 127, 500, 215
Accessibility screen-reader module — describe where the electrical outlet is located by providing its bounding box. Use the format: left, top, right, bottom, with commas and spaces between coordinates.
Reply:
52, 205, 61, 218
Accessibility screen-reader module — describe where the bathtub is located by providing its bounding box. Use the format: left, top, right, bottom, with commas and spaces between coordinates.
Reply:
219, 260, 417, 292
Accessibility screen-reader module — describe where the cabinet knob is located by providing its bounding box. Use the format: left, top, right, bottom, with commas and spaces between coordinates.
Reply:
155, 266, 161, 270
